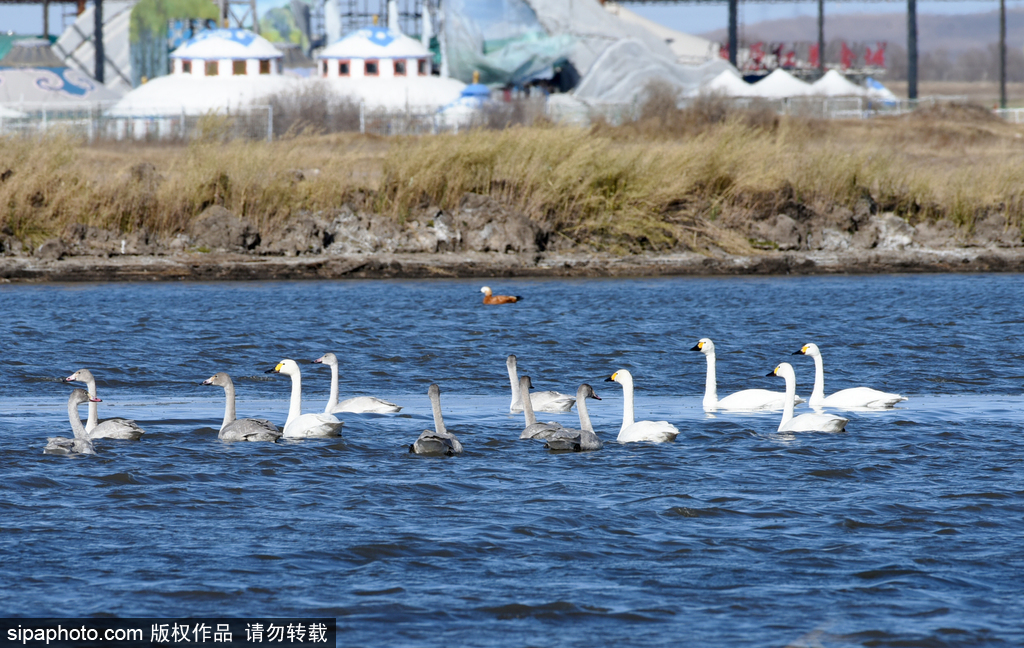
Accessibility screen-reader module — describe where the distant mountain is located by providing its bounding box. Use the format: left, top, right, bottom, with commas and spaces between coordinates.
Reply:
700, 9, 1024, 54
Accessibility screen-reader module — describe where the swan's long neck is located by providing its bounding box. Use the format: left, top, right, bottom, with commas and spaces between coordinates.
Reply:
326, 363, 340, 412
576, 390, 593, 432
286, 371, 303, 427
68, 400, 88, 439
85, 376, 98, 432
620, 378, 635, 432
810, 354, 825, 405
221, 382, 237, 431
703, 353, 719, 408
430, 391, 447, 435
508, 361, 522, 410
780, 373, 796, 431
521, 379, 537, 426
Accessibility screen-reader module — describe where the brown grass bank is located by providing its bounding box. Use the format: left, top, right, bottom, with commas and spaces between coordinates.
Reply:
2, 100, 1023, 255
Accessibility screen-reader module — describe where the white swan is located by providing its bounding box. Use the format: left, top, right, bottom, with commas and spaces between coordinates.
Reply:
506, 354, 575, 413
45, 389, 98, 456
63, 368, 145, 440
544, 384, 604, 452
767, 363, 849, 433
691, 338, 799, 411
267, 359, 343, 438
202, 372, 282, 442
518, 376, 567, 440
606, 369, 680, 443
312, 352, 402, 414
410, 384, 464, 456
794, 343, 907, 409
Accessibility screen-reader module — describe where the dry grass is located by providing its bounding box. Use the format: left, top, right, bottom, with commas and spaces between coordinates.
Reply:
3, 95, 1024, 253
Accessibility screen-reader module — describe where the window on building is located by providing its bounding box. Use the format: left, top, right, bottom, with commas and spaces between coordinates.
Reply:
205, 60, 218, 76
417, 58, 427, 76
339, 60, 350, 76
364, 59, 378, 76
394, 59, 406, 76
233, 60, 246, 75
259, 59, 271, 75
182, 60, 192, 74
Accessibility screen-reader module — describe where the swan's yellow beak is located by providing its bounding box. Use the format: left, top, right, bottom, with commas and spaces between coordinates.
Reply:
766, 365, 781, 377
606, 371, 618, 382
274, 362, 284, 372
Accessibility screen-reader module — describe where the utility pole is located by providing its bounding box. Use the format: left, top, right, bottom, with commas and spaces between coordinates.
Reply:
728, 0, 738, 67
907, 0, 917, 100
1000, 0, 1007, 109
94, 0, 103, 83
817, 0, 824, 75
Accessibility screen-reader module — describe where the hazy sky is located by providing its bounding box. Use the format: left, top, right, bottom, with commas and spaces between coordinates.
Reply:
1, 0, 1014, 38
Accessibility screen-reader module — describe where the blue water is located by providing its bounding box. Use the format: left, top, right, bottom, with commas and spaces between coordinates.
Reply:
1, 274, 1023, 647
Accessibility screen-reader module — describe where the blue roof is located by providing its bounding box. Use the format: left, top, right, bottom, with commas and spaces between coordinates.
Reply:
461, 83, 490, 98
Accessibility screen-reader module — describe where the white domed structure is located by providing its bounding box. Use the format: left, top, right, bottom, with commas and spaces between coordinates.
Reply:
170, 28, 283, 78
318, 26, 430, 79
109, 28, 300, 117
317, 26, 465, 109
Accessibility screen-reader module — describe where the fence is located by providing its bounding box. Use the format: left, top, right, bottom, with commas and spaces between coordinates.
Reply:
1, 94, 1017, 142
0, 103, 273, 142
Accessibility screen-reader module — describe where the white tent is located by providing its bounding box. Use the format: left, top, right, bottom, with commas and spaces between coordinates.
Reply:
602, 2, 719, 65
811, 70, 867, 97
865, 77, 899, 103
751, 69, 813, 98
695, 69, 754, 97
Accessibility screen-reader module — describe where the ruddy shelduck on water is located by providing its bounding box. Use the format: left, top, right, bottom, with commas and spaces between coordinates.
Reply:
480, 286, 522, 305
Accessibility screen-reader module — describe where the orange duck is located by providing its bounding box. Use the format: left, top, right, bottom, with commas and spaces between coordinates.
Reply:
480, 286, 522, 305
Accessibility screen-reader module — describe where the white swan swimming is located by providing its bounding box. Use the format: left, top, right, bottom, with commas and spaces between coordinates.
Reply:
767, 363, 849, 433
606, 369, 680, 443
63, 368, 145, 439
312, 352, 402, 414
410, 383, 464, 456
267, 359, 344, 438
45, 389, 98, 456
691, 338, 799, 411
506, 354, 575, 413
544, 384, 604, 452
202, 372, 281, 442
794, 343, 907, 409
518, 376, 567, 440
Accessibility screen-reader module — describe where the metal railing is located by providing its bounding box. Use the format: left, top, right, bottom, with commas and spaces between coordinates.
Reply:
0, 103, 274, 142
2, 94, 1016, 142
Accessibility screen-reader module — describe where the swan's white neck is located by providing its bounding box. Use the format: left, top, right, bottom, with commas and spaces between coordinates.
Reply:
507, 361, 522, 410
84, 376, 98, 432
619, 378, 635, 432
430, 391, 447, 435
325, 363, 340, 412
521, 379, 537, 426
779, 373, 797, 431
577, 392, 593, 432
809, 354, 826, 406
703, 353, 719, 409
68, 400, 88, 439
221, 381, 237, 431
286, 371, 303, 427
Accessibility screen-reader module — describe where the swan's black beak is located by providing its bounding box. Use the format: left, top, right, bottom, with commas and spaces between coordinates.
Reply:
604, 376, 614, 382
689, 344, 701, 351
265, 368, 278, 374
792, 350, 804, 355
766, 370, 777, 377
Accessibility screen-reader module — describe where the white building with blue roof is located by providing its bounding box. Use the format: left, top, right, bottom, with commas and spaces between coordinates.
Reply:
110, 28, 300, 117
317, 26, 465, 109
